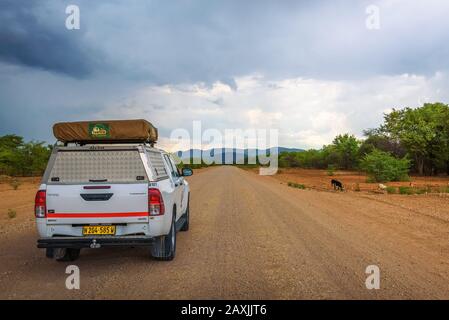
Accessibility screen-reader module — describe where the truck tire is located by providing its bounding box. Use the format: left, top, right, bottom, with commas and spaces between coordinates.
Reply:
55, 248, 81, 262
180, 195, 190, 232
46, 248, 54, 259
151, 211, 176, 261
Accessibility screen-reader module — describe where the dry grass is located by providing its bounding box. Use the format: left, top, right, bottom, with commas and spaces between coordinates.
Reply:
7, 209, 17, 219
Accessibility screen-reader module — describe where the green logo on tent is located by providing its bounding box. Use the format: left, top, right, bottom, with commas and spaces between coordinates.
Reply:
89, 123, 110, 138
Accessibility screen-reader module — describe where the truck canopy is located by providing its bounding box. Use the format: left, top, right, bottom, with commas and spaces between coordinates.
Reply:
53, 119, 158, 143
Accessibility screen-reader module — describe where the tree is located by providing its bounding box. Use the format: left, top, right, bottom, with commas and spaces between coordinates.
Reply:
359, 128, 406, 158
278, 103, 449, 177
382, 103, 449, 175
331, 134, 360, 170
279, 152, 300, 167
19, 141, 52, 176
0, 135, 24, 175
0, 135, 51, 176
431, 104, 449, 175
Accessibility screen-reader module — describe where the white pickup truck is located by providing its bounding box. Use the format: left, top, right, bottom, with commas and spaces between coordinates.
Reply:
35, 143, 192, 261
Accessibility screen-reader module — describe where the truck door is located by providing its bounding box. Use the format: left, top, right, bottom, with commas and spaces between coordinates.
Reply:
169, 154, 187, 214
163, 154, 183, 220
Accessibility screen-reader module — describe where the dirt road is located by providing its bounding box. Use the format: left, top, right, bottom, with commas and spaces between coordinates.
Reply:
1, 166, 448, 299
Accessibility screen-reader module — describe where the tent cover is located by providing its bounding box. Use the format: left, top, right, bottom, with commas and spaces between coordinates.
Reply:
53, 119, 158, 143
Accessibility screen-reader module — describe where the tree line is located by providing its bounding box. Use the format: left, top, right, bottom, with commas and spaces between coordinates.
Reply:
279, 103, 449, 182
1, 103, 448, 180
0, 135, 52, 176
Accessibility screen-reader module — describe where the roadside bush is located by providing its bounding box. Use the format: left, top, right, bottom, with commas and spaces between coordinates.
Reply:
288, 182, 306, 189
398, 186, 414, 195
439, 186, 449, 193
386, 186, 397, 194
360, 149, 410, 183
279, 150, 327, 169
178, 159, 214, 170
7, 209, 16, 219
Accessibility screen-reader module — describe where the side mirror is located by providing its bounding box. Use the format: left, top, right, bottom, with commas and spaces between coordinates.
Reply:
181, 167, 193, 176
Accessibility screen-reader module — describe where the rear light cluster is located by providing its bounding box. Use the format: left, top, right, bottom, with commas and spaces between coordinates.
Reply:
148, 188, 165, 216
35, 190, 46, 218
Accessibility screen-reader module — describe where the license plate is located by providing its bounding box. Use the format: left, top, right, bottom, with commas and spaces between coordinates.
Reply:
83, 225, 116, 236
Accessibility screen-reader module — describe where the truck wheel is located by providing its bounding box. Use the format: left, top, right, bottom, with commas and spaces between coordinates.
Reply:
55, 248, 81, 262
151, 212, 176, 261
46, 248, 54, 259
180, 196, 190, 232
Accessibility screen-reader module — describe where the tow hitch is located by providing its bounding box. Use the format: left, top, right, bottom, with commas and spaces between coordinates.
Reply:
90, 239, 101, 249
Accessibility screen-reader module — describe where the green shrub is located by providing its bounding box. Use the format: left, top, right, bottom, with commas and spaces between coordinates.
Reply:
386, 186, 396, 194
288, 182, 306, 189
398, 186, 414, 195
439, 186, 449, 193
7, 209, 16, 219
360, 149, 410, 183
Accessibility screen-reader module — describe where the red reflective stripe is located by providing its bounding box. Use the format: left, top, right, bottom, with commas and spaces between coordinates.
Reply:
47, 212, 148, 218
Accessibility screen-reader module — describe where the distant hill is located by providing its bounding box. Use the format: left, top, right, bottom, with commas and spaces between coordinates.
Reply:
175, 147, 303, 164
277, 147, 304, 153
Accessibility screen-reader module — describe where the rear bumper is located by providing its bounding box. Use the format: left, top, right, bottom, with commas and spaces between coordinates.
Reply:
37, 236, 155, 249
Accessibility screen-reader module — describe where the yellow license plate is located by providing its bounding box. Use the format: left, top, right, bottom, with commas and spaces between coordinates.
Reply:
83, 225, 116, 235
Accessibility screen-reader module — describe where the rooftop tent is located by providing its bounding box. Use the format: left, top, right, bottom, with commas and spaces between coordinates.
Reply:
53, 119, 158, 143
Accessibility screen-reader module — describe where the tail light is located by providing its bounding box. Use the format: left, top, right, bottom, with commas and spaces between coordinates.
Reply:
148, 188, 165, 216
35, 190, 46, 218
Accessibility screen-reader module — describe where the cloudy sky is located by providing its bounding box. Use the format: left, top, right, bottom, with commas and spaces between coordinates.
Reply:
1, 0, 449, 150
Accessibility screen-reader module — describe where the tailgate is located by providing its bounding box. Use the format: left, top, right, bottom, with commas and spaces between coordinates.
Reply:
46, 183, 148, 225
43, 147, 150, 225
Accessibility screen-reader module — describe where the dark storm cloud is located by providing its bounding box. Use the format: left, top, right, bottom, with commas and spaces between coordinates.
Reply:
1, 0, 449, 82
0, 0, 101, 78
1, 0, 449, 144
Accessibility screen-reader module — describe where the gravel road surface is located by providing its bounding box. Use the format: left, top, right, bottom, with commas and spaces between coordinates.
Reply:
1, 166, 448, 299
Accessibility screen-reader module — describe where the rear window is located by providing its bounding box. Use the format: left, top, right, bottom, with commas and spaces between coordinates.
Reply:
47, 150, 148, 184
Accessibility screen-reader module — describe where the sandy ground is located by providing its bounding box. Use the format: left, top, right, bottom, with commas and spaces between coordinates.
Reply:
0, 166, 448, 299
271, 168, 449, 192
267, 168, 449, 223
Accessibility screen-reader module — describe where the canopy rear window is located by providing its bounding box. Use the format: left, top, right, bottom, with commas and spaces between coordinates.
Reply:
146, 150, 169, 180
47, 150, 148, 184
